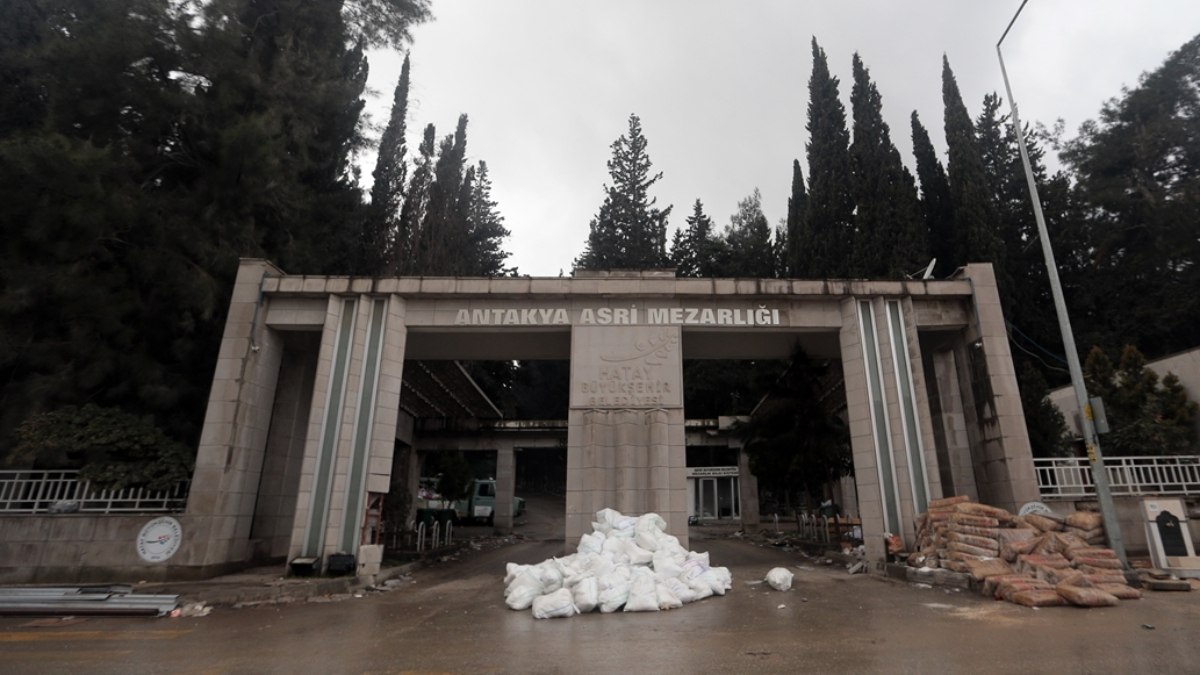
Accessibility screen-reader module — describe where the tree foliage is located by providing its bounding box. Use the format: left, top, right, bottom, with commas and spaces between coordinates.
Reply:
736, 347, 852, 502
0, 0, 435, 466
11, 404, 194, 490
1084, 346, 1198, 455
801, 39, 855, 278
941, 57, 1005, 275
848, 53, 925, 278
1060, 34, 1200, 358
576, 114, 671, 270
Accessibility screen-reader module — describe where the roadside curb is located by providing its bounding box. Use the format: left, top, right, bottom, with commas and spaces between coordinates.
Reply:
174, 559, 429, 609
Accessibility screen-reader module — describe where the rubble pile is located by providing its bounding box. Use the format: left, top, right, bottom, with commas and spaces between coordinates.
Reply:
504, 508, 732, 619
909, 496, 1139, 608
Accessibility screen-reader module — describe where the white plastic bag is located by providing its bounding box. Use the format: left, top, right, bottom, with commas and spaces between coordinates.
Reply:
573, 576, 599, 613
597, 572, 630, 613
505, 570, 543, 610
663, 577, 698, 604
578, 532, 605, 555
532, 588, 578, 619
624, 568, 660, 612
656, 582, 683, 610
765, 567, 794, 591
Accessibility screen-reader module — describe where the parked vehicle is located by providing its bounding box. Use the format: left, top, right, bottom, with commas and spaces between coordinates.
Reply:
417, 477, 525, 525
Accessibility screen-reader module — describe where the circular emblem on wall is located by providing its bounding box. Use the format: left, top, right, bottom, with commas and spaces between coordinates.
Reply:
136, 516, 183, 563
1018, 501, 1053, 517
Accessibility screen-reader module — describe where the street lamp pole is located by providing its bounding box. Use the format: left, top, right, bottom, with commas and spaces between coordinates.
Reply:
996, 0, 1127, 566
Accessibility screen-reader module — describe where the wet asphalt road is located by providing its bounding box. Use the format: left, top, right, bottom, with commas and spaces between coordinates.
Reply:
3, 531, 1200, 674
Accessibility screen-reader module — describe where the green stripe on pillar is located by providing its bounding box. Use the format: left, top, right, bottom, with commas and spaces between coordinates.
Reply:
342, 298, 387, 553
304, 298, 356, 557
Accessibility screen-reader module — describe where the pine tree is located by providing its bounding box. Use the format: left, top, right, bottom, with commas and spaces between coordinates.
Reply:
942, 57, 1005, 274
463, 161, 511, 276
721, 189, 777, 278
670, 200, 722, 277
910, 111, 955, 277
784, 159, 807, 277
803, 39, 855, 277
576, 114, 672, 269
1061, 33, 1200, 357
366, 53, 411, 274
848, 53, 925, 278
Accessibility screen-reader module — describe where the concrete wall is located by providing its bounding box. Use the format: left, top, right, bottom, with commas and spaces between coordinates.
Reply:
0, 515, 239, 584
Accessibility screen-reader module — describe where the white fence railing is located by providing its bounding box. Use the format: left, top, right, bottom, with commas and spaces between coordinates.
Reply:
0, 470, 188, 514
1034, 455, 1200, 500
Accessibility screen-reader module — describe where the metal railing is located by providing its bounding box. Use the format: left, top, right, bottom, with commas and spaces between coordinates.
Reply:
1034, 455, 1200, 499
0, 470, 189, 514
412, 520, 453, 553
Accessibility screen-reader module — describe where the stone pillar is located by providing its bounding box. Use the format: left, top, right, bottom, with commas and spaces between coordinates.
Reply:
494, 442, 515, 533
959, 264, 1039, 513
187, 259, 286, 570
288, 294, 406, 566
566, 325, 687, 547
929, 348, 979, 500
839, 298, 887, 563
736, 444, 760, 530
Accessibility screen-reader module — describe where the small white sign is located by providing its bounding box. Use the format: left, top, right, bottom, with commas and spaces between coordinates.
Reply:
136, 516, 183, 563
687, 466, 739, 478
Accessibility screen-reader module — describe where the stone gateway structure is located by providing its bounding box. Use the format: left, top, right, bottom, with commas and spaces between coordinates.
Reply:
168, 258, 1038, 577
7, 259, 1036, 581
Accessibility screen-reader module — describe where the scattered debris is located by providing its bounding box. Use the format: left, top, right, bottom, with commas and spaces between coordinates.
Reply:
847, 561, 866, 575
777, 604, 786, 609
1142, 624, 1156, 630
169, 602, 211, 618
21, 616, 87, 627
765, 568, 794, 591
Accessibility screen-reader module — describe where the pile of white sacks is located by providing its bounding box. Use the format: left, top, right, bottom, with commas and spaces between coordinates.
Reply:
504, 508, 733, 619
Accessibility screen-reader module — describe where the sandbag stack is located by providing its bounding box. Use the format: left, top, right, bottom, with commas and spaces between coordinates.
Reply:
910, 498, 1139, 608
911, 495, 1015, 574
503, 508, 733, 619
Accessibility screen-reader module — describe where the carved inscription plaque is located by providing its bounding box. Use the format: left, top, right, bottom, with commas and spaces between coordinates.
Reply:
570, 326, 683, 409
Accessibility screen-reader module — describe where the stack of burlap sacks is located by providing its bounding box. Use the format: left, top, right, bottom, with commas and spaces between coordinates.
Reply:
910, 495, 1140, 608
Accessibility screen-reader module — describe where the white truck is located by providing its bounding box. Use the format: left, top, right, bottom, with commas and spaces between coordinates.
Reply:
417, 477, 525, 525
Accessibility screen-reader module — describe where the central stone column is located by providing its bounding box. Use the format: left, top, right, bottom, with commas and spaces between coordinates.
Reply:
566, 325, 687, 548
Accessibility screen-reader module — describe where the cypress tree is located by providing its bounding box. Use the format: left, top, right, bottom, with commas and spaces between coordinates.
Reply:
366, 53, 411, 275
941, 56, 1005, 274
803, 39, 854, 278
395, 123, 436, 274
414, 114, 470, 274
911, 111, 955, 277
848, 53, 925, 278
784, 159, 807, 277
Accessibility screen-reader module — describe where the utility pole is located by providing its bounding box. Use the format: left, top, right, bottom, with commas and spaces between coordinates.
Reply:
996, 0, 1127, 566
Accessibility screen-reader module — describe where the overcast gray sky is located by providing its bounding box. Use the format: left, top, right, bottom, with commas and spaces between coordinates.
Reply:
361, 1, 1200, 277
